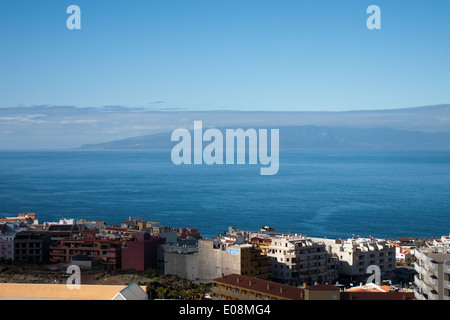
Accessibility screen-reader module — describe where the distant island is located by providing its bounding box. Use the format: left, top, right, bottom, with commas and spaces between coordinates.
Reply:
79, 125, 450, 151
2, 104, 450, 150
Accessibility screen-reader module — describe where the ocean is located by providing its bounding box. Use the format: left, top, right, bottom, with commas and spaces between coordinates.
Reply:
0, 149, 449, 239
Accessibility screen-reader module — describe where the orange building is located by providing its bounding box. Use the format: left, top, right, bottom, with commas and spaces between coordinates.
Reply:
0, 213, 36, 223
341, 283, 414, 300
212, 274, 340, 300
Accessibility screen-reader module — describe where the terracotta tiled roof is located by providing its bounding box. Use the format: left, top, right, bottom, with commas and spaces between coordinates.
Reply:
306, 284, 340, 291
213, 274, 304, 300
346, 284, 395, 293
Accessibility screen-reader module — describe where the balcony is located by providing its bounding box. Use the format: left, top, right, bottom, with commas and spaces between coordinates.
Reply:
428, 275, 438, 287
414, 290, 426, 301
414, 275, 426, 292
429, 290, 438, 300
414, 262, 425, 275
50, 251, 66, 256
428, 260, 437, 270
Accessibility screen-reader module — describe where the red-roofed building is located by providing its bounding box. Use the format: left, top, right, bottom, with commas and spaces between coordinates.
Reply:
212, 274, 340, 300
0, 213, 36, 223
341, 283, 414, 300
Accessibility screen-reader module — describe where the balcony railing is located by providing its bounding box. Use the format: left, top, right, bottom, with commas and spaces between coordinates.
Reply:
414, 290, 426, 301
414, 262, 425, 275
414, 275, 426, 292
427, 275, 437, 286
429, 291, 438, 300
428, 260, 437, 270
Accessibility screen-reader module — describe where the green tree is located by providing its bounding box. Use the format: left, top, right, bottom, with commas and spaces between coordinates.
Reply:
168, 289, 179, 299
156, 286, 170, 299
195, 284, 210, 300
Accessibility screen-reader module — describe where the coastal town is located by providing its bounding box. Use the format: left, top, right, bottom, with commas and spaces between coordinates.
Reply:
0, 212, 449, 301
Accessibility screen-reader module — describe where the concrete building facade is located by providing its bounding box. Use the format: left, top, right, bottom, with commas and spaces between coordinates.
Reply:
160, 237, 269, 281
414, 245, 450, 300
50, 230, 122, 270
14, 230, 51, 263
121, 232, 166, 271
159, 243, 198, 279
311, 236, 396, 284
265, 235, 337, 286
212, 273, 340, 300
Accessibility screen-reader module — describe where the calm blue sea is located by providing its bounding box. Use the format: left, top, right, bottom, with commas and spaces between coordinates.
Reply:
0, 150, 449, 239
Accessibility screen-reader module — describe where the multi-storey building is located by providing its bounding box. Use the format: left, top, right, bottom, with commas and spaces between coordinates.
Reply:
121, 232, 166, 271
121, 217, 142, 230
414, 245, 450, 300
0, 224, 15, 261
311, 236, 396, 284
0, 223, 31, 261
160, 236, 270, 281
264, 235, 337, 286
100, 226, 138, 240
172, 227, 202, 240
47, 224, 77, 245
228, 227, 338, 285
196, 238, 270, 281
76, 219, 107, 230
158, 243, 198, 278
0, 213, 37, 224
14, 230, 51, 263
212, 273, 305, 300
212, 273, 340, 300
50, 230, 122, 270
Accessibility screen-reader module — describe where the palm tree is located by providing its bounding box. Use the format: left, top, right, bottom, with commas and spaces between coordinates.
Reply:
196, 284, 210, 300
156, 286, 170, 299
180, 289, 193, 300
168, 289, 179, 300
146, 282, 157, 300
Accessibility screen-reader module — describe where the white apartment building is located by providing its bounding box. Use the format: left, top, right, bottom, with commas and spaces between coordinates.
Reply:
311, 236, 396, 283
266, 235, 338, 286
0, 222, 29, 261
414, 243, 450, 300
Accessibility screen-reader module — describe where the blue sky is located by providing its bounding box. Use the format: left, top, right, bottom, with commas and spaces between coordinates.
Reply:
1, 0, 450, 112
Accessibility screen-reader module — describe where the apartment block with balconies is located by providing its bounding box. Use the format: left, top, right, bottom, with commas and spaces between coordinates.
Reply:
414, 246, 450, 300
50, 230, 122, 270
265, 235, 337, 286
14, 230, 51, 263
311, 236, 396, 284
